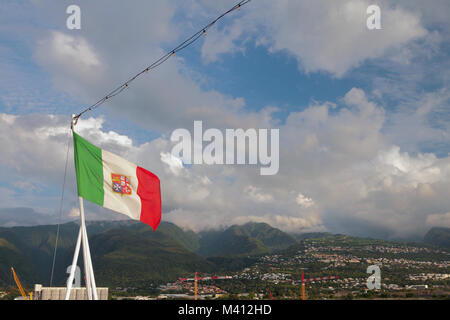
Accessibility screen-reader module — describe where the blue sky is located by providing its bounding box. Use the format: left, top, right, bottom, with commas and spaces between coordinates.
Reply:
1, 0, 450, 239
0, 10, 355, 119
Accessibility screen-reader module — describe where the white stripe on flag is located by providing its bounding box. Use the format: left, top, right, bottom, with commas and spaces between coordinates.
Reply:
102, 149, 141, 220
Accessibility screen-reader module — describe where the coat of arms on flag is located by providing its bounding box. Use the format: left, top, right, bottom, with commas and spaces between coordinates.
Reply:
111, 173, 132, 195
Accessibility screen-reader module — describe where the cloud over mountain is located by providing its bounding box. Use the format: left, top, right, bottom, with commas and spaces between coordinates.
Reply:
0, 1, 449, 240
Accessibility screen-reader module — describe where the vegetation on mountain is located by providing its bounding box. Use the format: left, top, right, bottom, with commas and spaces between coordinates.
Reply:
1, 220, 446, 291
424, 227, 450, 248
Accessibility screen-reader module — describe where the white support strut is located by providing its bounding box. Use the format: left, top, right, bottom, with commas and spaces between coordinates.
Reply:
82, 215, 98, 300
66, 118, 98, 300
79, 196, 95, 300
65, 227, 82, 300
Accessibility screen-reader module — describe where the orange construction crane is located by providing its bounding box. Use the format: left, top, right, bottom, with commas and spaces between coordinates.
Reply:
179, 272, 232, 300
301, 272, 306, 300
11, 267, 32, 300
301, 271, 339, 300
194, 272, 198, 301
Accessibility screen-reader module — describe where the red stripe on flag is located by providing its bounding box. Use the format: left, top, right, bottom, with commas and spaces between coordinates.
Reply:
136, 166, 161, 231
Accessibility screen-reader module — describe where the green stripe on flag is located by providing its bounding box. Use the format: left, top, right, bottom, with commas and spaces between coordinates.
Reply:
73, 132, 104, 206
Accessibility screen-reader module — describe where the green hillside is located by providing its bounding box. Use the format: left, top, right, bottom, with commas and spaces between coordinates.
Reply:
2, 219, 448, 297
0, 220, 298, 288
199, 225, 268, 257
90, 227, 213, 287
0, 236, 40, 286
240, 222, 297, 250
0, 222, 99, 287
424, 227, 450, 248
0, 221, 212, 288
292, 232, 334, 241
197, 223, 296, 257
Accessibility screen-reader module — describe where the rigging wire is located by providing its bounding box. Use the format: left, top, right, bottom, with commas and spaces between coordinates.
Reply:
49, 126, 72, 287
72, 0, 251, 124
52, 1, 251, 287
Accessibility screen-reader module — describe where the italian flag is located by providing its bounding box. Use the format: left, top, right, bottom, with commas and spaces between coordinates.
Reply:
73, 132, 161, 231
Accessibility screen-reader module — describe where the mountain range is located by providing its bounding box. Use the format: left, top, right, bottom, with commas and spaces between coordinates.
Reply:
0, 221, 296, 288
0, 220, 448, 289
423, 227, 450, 248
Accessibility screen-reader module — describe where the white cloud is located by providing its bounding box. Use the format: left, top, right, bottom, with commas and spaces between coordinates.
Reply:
35, 31, 104, 97
426, 212, 450, 228
375, 146, 442, 189
1, 83, 450, 238
160, 152, 184, 176
201, 0, 428, 77
28, 1, 274, 135
1, 1, 450, 239
201, 19, 246, 63
68, 207, 80, 218
75, 117, 134, 149
245, 185, 273, 203
229, 213, 325, 234
296, 193, 314, 208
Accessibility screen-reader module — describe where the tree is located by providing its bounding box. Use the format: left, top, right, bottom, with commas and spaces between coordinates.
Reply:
344, 293, 354, 300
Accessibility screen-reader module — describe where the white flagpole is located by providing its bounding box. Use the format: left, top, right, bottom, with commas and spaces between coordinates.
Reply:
82, 218, 98, 300
79, 197, 93, 300
69, 116, 99, 300
71, 116, 97, 300
65, 227, 82, 300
